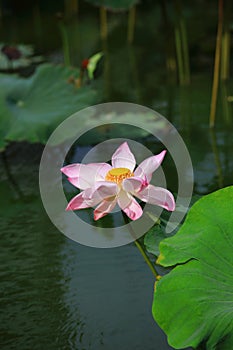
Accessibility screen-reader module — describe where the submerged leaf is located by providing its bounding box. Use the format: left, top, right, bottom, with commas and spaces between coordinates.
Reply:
153, 186, 233, 350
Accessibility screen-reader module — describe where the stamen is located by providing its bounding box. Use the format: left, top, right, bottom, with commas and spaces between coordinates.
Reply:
105, 167, 134, 184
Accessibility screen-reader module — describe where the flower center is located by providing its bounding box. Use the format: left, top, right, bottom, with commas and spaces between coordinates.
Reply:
105, 167, 134, 184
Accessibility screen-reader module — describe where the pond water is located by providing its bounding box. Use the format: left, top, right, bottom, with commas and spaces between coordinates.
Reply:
0, 1, 233, 350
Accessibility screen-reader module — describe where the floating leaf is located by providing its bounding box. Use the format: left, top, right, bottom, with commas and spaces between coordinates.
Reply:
0, 64, 100, 151
153, 186, 233, 350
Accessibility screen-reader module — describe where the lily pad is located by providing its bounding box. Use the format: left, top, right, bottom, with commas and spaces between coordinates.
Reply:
153, 186, 233, 350
0, 64, 100, 151
84, 0, 139, 11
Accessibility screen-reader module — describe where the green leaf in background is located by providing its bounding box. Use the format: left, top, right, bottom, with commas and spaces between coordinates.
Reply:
0, 63, 100, 151
153, 186, 233, 350
87, 52, 103, 80
84, 0, 139, 11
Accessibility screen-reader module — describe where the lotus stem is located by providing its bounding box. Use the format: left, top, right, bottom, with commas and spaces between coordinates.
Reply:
209, 0, 223, 128
100, 6, 108, 40
122, 212, 159, 278
127, 6, 136, 44
134, 239, 159, 278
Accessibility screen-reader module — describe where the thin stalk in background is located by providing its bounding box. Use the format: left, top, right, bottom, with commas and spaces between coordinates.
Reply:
33, 1, 43, 49
221, 0, 231, 80
128, 46, 142, 103
59, 21, 71, 66
102, 37, 111, 99
100, 6, 108, 41
174, 0, 190, 86
127, 6, 136, 44
0, 0, 2, 24
180, 18, 190, 84
179, 86, 192, 137
209, 129, 224, 188
175, 24, 185, 84
209, 0, 223, 128
159, 0, 177, 85
221, 29, 230, 80
64, 0, 78, 19
221, 82, 232, 125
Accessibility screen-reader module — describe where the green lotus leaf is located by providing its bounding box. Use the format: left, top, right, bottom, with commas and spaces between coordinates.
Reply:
84, 0, 139, 11
0, 63, 100, 151
153, 186, 233, 350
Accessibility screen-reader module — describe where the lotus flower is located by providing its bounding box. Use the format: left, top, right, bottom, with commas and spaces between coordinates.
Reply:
61, 142, 175, 221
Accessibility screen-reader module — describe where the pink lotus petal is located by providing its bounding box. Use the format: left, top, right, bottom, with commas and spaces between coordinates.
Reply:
61, 163, 112, 190
135, 184, 175, 211
66, 190, 100, 211
134, 150, 167, 183
67, 176, 90, 189
94, 198, 117, 220
92, 181, 119, 199
117, 191, 143, 220
61, 163, 81, 178
122, 177, 145, 193
66, 181, 118, 211
111, 142, 136, 172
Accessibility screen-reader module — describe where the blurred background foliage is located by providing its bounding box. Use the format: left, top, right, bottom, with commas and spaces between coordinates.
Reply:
0, 0, 232, 148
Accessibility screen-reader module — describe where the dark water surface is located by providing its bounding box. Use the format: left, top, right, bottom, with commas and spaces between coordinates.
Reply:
0, 144, 174, 350
1, 120, 232, 350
